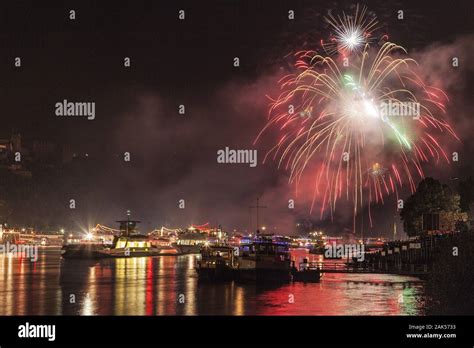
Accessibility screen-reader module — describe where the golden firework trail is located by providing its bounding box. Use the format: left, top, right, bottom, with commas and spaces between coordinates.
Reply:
256, 42, 458, 227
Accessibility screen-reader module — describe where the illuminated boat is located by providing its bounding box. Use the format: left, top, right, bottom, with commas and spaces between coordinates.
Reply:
0, 228, 63, 246
0, 229, 22, 244
363, 237, 386, 250
172, 225, 226, 254
195, 245, 238, 280
236, 234, 292, 283
61, 215, 162, 259
196, 234, 292, 283
171, 231, 209, 254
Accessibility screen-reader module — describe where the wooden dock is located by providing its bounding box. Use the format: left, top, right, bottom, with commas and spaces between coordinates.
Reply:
304, 261, 429, 277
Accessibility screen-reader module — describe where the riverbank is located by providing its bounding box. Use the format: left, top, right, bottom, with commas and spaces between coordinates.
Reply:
424, 231, 474, 315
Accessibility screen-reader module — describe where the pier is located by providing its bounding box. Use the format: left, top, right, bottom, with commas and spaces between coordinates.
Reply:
305, 261, 429, 277
307, 232, 464, 278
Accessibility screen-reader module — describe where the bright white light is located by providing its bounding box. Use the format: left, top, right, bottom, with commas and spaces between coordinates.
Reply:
363, 98, 379, 118
324, 5, 378, 55
85, 233, 94, 240
342, 76, 380, 121
339, 29, 364, 52
344, 96, 378, 120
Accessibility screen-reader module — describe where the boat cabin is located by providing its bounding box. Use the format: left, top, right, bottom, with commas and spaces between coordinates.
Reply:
199, 245, 238, 268
239, 234, 291, 260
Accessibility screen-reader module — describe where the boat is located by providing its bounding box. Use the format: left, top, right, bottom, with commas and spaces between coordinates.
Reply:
237, 235, 292, 283
196, 245, 238, 281
171, 231, 208, 254
196, 234, 292, 283
61, 216, 163, 259
363, 237, 386, 251
0, 227, 63, 246
0, 229, 23, 244
291, 259, 322, 282
60, 241, 109, 259
172, 225, 226, 254
307, 231, 327, 254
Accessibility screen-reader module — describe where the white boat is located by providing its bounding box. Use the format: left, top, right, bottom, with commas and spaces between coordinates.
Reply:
172, 226, 226, 254
62, 216, 163, 259
172, 232, 209, 254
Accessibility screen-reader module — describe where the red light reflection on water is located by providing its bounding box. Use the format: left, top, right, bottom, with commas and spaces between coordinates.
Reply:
255, 249, 423, 315
0, 248, 424, 315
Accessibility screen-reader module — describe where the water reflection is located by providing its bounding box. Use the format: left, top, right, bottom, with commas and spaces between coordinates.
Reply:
0, 248, 424, 315
255, 273, 423, 315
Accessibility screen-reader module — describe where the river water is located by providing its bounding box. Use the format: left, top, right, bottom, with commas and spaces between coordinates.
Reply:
0, 248, 424, 315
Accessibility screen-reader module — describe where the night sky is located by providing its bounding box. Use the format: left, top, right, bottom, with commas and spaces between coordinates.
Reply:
1, 0, 473, 236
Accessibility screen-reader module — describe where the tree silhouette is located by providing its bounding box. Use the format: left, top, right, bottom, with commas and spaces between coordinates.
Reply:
400, 177, 460, 236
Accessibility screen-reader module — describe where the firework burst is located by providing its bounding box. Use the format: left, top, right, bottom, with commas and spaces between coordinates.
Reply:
256, 42, 458, 227
322, 4, 379, 56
